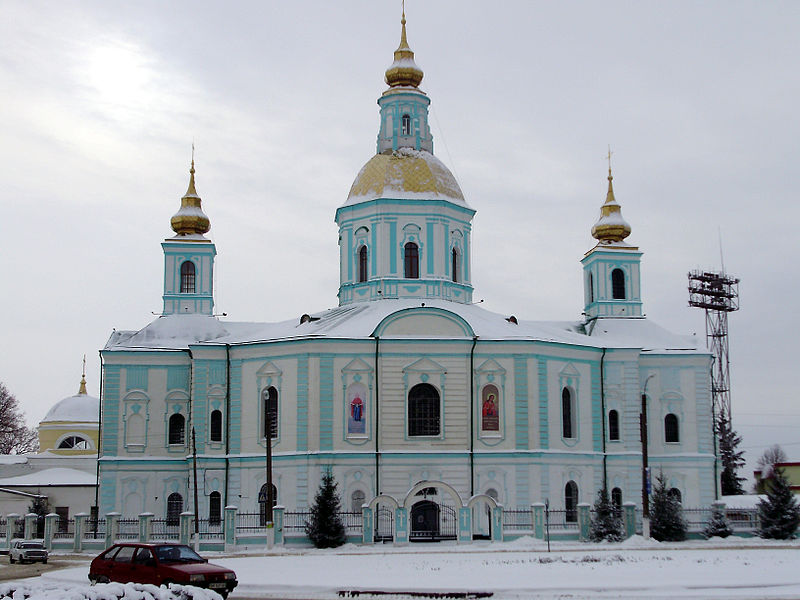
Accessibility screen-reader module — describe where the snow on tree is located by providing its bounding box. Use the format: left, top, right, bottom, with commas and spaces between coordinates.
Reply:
0, 382, 38, 454
649, 472, 687, 542
758, 467, 800, 540
589, 487, 624, 542
717, 412, 745, 495
305, 470, 347, 548
702, 504, 733, 539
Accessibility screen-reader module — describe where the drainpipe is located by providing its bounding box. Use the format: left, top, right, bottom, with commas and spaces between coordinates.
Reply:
600, 348, 607, 491
95, 350, 104, 524
469, 336, 477, 497
185, 348, 198, 545
374, 335, 380, 495
641, 373, 655, 537
224, 344, 231, 510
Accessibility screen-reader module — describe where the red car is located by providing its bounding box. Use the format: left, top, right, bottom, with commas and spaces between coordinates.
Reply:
88, 542, 237, 598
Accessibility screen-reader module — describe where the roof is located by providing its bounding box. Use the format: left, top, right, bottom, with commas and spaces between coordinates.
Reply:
105, 299, 702, 355
0, 467, 97, 487
41, 392, 99, 423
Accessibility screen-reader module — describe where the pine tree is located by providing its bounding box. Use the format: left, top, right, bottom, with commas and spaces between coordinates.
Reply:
589, 488, 624, 542
27, 496, 50, 539
649, 472, 687, 541
717, 411, 745, 495
758, 467, 800, 540
305, 471, 347, 548
702, 504, 733, 539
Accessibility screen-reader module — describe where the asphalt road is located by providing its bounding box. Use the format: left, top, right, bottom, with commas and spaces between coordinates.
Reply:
0, 555, 87, 583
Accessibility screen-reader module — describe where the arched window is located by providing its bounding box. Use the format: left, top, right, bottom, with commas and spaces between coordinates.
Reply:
404, 242, 419, 279
408, 383, 440, 437
168, 413, 185, 445
588, 272, 594, 303
611, 268, 626, 300
401, 113, 411, 136
565, 481, 578, 522
561, 387, 575, 439
180, 261, 196, 294
210, 409, 222, 442
358, 245, 368, 283
611, 487, 623, 515
58, 435, 90, 450
351, 490, 366, 512
665, 413, 680, 443
608, 409, 620, 441
668, 487, 682, 503
258, 483, 278, 526
208, 491, 221, 525
451, 248, 459, 283
166, 493, 182, 525
481, 384, 500, 432
126, 413, 145, 446
262, 387, 278, 439
486, 488, 499, 501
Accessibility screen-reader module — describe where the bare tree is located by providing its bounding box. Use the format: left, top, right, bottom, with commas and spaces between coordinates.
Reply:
757, 444, 788, 479
0, 382, 38, 454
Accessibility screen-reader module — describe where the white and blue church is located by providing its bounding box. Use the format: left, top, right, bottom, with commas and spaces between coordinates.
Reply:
98, 14, 716, 539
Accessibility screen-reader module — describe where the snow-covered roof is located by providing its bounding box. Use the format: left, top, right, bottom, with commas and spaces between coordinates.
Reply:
0, 467, 97, 487
41, 392, 99, 423
105, 299, 703, 355
720, 494, 766, 510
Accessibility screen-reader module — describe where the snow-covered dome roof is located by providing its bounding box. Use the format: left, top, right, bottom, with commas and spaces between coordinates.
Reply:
344, 149, 467, 207
42, 391, 99, 423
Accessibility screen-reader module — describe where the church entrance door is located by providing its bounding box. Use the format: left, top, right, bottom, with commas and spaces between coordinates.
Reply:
411, 500, 439, 541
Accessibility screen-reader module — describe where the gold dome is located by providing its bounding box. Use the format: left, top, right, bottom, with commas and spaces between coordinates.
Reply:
591, 167, 631, 243
384, 10, 424, 88
345, 149, 466, 206
170, 158, 211, 236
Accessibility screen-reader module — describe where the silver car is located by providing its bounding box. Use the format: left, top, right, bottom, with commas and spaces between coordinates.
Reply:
9, 539, 48, 564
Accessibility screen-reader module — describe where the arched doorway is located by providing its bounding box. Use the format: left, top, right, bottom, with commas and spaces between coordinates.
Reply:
411, 500, 440, 540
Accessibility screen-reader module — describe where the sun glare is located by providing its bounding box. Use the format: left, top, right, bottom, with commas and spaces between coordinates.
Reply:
83, 38, 154, 114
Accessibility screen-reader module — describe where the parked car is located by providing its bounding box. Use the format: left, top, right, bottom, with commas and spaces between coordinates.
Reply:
88, 543, 237, 598
9, 539, 48, 564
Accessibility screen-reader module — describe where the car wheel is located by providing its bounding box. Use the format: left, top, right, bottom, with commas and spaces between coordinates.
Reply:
42, 559, 48, 564
9, 555, 14, 564
97, 576, 110, 584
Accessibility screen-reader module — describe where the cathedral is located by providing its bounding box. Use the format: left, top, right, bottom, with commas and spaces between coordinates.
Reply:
98, 14, 716, 536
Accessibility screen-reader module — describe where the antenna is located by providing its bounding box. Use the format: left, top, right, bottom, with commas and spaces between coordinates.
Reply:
718, 227, 725, 274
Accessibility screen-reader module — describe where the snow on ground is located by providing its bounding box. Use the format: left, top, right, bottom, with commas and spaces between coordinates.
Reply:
9, 537, 800, 600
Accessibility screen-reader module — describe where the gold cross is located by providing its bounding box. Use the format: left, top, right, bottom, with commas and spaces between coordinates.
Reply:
606, 145, 613, 172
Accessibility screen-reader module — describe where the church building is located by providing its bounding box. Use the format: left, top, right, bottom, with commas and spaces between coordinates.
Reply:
98, 14, 716, 537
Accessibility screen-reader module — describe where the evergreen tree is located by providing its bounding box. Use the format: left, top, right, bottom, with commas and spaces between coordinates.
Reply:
758, 467, 800, 540
589, 488, 624, 542
702, 505, 733, 539
717, 412, 745, 496
305, 471, 347, 548
649, 472, 687, 542
27, 495, 50, 539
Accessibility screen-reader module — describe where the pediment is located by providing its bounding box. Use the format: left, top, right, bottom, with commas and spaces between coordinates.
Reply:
373, 307, 473, 338
256, 361, 282, 377
475, 358, 505, 374
342, 357, 373, 373
403, 357, 446, 374
559, 362, 580, 377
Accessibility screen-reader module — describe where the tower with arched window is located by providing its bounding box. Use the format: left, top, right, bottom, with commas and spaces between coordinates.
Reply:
161, 158, 217, 316
581, 163, 643, 318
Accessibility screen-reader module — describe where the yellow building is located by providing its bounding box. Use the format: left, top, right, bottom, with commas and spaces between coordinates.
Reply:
754, 462, 800, 495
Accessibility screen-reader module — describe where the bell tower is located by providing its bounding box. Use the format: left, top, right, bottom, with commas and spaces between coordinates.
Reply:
161, 156, 216, 316
581, 157, 643, 318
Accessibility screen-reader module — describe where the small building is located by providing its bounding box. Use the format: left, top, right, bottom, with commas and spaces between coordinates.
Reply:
754, 463, 800, 495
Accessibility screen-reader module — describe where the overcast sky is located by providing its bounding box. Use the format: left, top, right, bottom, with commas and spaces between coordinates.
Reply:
1, 1, 798, 484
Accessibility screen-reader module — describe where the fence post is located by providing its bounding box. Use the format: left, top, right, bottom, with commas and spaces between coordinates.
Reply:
458, 507, 472, 543
712, 500, 727, 519
623, 502, 637, 539
578, 503, 591, 541
532, 503, 545, 539
43, 513, 58, 550
179, 512, 194, 546
272, 505, 284, 545
105, 512, 120, 548
4, 514, 20, 549
361, 505, 374, 545
74, 513, 87, 553
139, 512, 153, 542
24, 513, 37, 539
224, 506, 237, 551
491, 505, 504, 542
394, 507, 409, 545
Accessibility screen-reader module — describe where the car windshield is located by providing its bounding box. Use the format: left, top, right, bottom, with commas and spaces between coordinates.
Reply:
154, 545, 204, 563
22, 542, 44, 549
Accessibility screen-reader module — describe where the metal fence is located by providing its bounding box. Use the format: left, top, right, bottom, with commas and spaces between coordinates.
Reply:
117, 518, 139, 540
53, 518, 75, 539
283, 511, 311, 533
0, 518, 5, 539
197, 518, 224, 540
727, 508, 759, 531
235, 512, 266, 535
374, 506, 394, 542
546, 509, 579, 530
150, 518, 180, 540
503, 509, 533, 531
683, 507, 713, 532
84, 518, 106, 539
340, 511, 363, 534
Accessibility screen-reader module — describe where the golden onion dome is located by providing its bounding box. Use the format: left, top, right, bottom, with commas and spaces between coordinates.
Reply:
591, 167, 631, 243
170, 158, 210, 236
344, 148, 466, 207
384, 11, 424, 88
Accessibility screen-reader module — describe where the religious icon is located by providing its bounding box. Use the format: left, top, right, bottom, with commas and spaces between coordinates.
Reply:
481, 385, 499, 431
347, 383, 367, 435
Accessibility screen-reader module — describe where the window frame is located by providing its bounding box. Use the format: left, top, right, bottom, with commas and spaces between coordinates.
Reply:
404, 242, 419, 279
608, 409, 620, 441
611, 268, 626, 300
167, 413, 185, 446
262, 386, 279, 440
664, 413, 680, 443
358, 245, 368, 283
209, 409, 223, 443
166, 493, 183, 526
208, 491, 221, 525
401, 113, 411, 136
408, 382, 441, 437
564, 481, 579, 523
561, 387, 576, 440
180, 260, 196, 294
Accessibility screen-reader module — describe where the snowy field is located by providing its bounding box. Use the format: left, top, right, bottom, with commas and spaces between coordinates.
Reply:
4, 536, 800, 600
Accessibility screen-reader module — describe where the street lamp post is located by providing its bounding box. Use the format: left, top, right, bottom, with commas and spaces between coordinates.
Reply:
641, 373, 655, 538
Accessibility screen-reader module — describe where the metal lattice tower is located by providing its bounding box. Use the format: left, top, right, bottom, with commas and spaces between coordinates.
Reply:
688, 270, 740, 420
